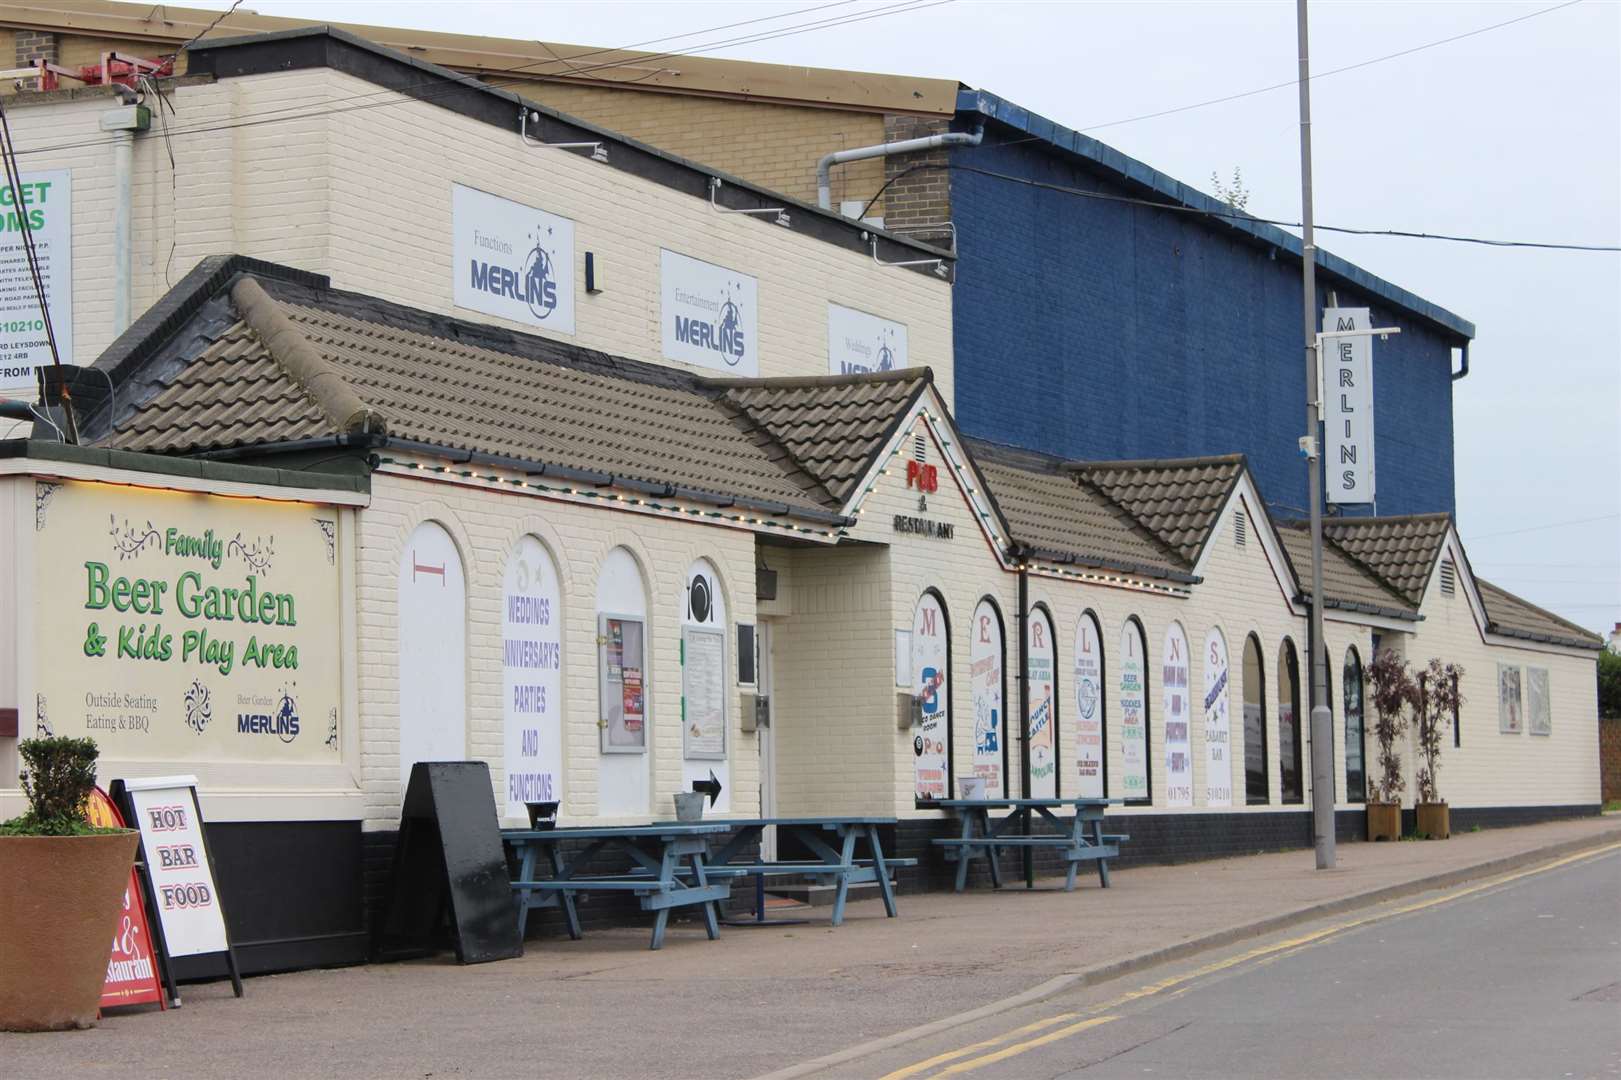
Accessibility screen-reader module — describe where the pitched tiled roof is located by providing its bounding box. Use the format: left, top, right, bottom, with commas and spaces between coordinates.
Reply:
718, 371, 930, 504
90, 265, 863, 525
1276, 523, 1419, 621
1322, 514, 1452, 605
1475, 579, 1603, 650
1070, 456, 1246, 564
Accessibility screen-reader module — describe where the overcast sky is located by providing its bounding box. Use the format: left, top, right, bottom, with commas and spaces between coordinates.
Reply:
213, 0, 1620, 636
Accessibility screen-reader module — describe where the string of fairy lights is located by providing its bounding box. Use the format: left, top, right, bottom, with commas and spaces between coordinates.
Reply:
377, 407, 1192, 599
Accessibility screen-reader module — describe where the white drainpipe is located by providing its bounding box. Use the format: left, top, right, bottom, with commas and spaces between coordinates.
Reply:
816, 125, 983, 212
98, 102, 148, 336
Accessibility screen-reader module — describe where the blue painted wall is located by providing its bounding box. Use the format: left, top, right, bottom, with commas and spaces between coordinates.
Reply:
947, 138, 1460, 517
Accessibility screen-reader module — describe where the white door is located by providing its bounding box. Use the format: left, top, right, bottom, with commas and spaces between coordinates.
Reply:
758, 622, 778, 859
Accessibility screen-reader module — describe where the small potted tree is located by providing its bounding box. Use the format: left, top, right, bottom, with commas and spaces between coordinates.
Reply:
0, 737, 137, 1031
1414, 659, 1464, 840
1365, 649, 1414, 842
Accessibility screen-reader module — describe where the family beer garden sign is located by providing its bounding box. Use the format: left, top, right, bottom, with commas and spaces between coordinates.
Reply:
32, 481, 342, 763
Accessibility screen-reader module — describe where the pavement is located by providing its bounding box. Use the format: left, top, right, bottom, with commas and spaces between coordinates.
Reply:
5, 815, 1620, 1080
841, 842, 1621, 1079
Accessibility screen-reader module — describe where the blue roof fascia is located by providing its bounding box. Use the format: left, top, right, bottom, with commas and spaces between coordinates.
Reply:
955, 88, 1476, 342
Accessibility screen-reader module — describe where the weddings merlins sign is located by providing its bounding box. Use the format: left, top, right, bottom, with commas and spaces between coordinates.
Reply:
33, 480, 342, 764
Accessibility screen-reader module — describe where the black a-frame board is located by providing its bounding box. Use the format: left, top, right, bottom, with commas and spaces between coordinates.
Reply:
372, 761, 523, 965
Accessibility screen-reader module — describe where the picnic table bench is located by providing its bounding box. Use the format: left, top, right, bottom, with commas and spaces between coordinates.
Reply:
503, 822, 733, 950
700, 817, 917, 926
931, 797, 1125, 893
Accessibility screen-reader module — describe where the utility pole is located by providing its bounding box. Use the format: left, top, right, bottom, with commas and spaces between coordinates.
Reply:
1296, 0, 1336, 870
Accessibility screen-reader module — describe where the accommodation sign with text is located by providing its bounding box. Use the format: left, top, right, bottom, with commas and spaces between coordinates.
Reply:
32, 480, 342, 764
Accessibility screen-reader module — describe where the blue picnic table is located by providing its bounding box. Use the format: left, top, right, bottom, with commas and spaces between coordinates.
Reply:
932, 797, 1125, 893
503, 822, 733, 950
700, 817, 916, 926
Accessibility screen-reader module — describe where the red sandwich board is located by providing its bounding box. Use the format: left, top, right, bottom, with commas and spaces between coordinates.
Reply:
85, 788, 166, 1012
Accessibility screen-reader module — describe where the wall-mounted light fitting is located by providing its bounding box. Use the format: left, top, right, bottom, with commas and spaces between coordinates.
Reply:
861, 229, 950, 279
709, 177, 790, 228
519, 108, 608, 162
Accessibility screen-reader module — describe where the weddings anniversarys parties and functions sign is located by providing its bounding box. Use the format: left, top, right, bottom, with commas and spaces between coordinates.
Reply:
33, 480, 342, 763
827, 302, 908, 376
1026, 608, 1058, 799
661, 249, 759, 376
84, 787, 165, 1012
1322, 306, 1374, 505
1117, 623, 1149, 800
1162, 623, 1193, 807
0, 169, 72, 392
911, 592, 950, 802
501, 537, 563, 818
969, 599, 1005, 797
1072, 614, 1104, 799
1527, 667, 1551, 736
1202, 630, 1231, 807
1498, 664, 1524, 734
451, 184, 576, 335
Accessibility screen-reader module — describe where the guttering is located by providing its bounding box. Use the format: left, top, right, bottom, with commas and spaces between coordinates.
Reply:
816, 125, 983, 211
1018, 544, 1200, 586
1452, 340, 1470, 382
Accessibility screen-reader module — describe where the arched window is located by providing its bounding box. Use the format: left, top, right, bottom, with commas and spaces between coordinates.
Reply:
398, 521, 467, 791
1162, 621, 1192, 807
681, 559, 730, 812
1344, 646, 1366, 804
1278, 638, 1303, 804
1202, 628, 1232, 807
502, 535, 563, 819
1027, 604, 1059, 798
1117, 617, 1151, 803
1243, 634, 1269, 804
1072, 610, 1106, 799
598, 546, 650, 817
911, 590, 952, 804
969, 598, 1008, 798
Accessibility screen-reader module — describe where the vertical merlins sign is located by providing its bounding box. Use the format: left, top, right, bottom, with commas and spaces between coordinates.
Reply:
502, 537, 563, 818
0, 169, 72, 391
451, 184, 576, 336
1322, 306, 1374, 504
1162, 622, 1192, 808
911, 592, 950, 802
1202, 629, 1231, 807
1072, 614, 1104, 799
1026, 607, 1058, 799
1117, 622, 1149, 800
661, 249, 759, 377
968, 600, 1004, 798
827, 302, 908, 376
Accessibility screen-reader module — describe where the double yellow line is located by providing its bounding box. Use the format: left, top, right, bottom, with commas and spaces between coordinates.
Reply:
878, 842, 1621, 1080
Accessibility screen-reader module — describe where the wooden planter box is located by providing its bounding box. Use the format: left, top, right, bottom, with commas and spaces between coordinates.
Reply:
1416, 802, 1450, 839
1366, 802, 1402, 842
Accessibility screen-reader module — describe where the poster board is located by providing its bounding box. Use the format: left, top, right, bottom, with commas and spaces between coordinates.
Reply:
1117, 622, 1149, 801
502, 537, 563, 816
84, 788, 165, 1012
1526, 667, 1551, 736
1202, 629, 1232, 807
682, 626, 726, 760
969, 599, 1005, 797
1162, 623, 1193, 807
911, 592, 950, 803
600, 614, 646, 752
1026, 607, 1058, 799
112, 775, 242, 1002
1072, 614, 1104, 799
1497, 664, 1523, 735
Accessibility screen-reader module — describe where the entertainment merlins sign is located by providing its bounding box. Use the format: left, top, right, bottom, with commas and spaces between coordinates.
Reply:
827, 303, 908, 376
661, 249, 759, 377
32, 480, 342, 765
452, 184, 576, 336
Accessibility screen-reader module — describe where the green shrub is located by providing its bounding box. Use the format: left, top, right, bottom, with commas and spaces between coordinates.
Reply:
0, 736, 116, 837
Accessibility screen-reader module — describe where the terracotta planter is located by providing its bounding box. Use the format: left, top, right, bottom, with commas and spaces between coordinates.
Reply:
1416, 802, 1451, 840
0, 830, 138, 1031
1366, 801, 1402, 842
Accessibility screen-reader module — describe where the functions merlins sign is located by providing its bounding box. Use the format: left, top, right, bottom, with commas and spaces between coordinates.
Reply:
33, 480, 341, 764
827, 303, 908, 376
1, 169, 72, 391
661, 249, 759, 377
1322, 306, 1373, 504
452, 184, 576, 336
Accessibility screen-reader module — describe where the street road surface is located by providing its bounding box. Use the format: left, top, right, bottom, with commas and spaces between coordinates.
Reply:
849, 845, 1621, 1080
